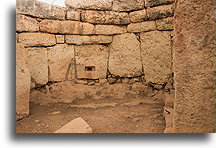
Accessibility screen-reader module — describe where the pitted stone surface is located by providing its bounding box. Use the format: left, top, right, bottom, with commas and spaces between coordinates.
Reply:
95, 25, 127, 35
129, 9, 147, 23
112, 0, 144, 12
66, 10, 81, 21
16, 14, 39, 32
109, 33, 143, 77
156, 17, 173, 30
145, 0, 175, 7
127, 21, 156, 33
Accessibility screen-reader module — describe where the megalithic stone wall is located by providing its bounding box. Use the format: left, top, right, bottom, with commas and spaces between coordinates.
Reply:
173, 0, 215, 133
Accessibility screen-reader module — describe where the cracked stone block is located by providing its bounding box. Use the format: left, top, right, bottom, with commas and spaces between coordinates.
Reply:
112, 0, 144, 11
75, 45, 109, 79
47, 44, 75, 82
145, 0, 175, 7
95, 25, 127, 35
140, 31, 172, 84
109, 33, 143, 77
156, 17, 173, 30
129, 9, 148, 23
26, 47, 48, 85
127, 21, 156, 33
16, 14, 39, 32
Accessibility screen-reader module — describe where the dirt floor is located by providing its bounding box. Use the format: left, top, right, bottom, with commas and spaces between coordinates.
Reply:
16, 83, 174, 133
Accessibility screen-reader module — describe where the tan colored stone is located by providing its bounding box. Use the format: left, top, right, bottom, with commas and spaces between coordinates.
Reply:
16, 14, 39, 32
56, 35, 65, 44
54, 117, 92, 133
18, 33, 56, 47
75, 45, 109, 79
40, 20, 95, 35
147, 4, 174, 20
16, 0, 66, 20
129, 9, 148, 23
16, 43, 30, 117
66, 10, 80, 21
90, 35, 113, 44
16, 33, 19, 42
65, 0, 112, 10
156, 17, 173, 30
145, 0, 175, 7
109, 33, 143, 77
140, 31, 171, 84
112, 0, 144, 11
26, 47, 48, 85
95, 25, 127, 35
47, 44, 75, 82
127, 21, 156, 33
81, 10, 130, 25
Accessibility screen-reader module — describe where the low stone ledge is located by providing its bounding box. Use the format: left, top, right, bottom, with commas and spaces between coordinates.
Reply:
16, 14, 39, 32
127, 21, 156, 33
95, 25, 127, 35
156, 17, 173, 31
129, 9, 148, 23
145, 0, 175, 8
112, 0, 144, 12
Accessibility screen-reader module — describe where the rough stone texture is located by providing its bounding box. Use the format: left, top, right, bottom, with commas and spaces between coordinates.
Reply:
95, 25, 127, 35
26, 47, 48, 85
127, 21, 156, 33
66, 10, 80, 21
40, 20, 95, 35
173, 0, 215, 133
75, 45, 109, 79
112, 0, 144, 12
54, 117, 92, 133
140, 31, 171, 84
16, 43, 30, 117
81, 10, 130, 25
16, 14, 39, 32
65, 0, 113, 10
47, 44, 75, 82
16, 0, 66, 20
56, 35, 65, 44
147, 4, 174, 20
18, 33, 56, 47
145, 0, 175, 8
156, 17, 173, 31
109, 33, 143, 77
129, 9, 148, 23
66, 35, 112, 45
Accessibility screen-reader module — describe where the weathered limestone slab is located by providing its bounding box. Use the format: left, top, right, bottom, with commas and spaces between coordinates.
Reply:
16, 14, 39, 32
66, 10, 80, 21
18, 33, 56, 47
173, 0, 215, 133
156, 17, 173, 30
109, 33, 143, 77
129, 9, 147, 23
54, 117, 92, 133
147, 4, 174, 20
16, 43, 30, 118
95, 25, 127, 35
90, 35, 113, 44
40, 20, 95, 35
47, 44, 75, 82
127, 21, 156, 33
145, 0, 175, 8
75, 45, 109, 79
112, 0, 144, 12
140, 31, 171, 84
56, 35, 65, 44
16, 0, 66, 20
26, 47, 48, 85
81, 10, 130, 25
65, 0, 113, 10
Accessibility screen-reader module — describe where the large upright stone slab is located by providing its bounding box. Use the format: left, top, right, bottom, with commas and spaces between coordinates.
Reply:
173, 0, 215, 133
140, 31, 171, 84
109, 33, 143, 77
16, 43, 30, 118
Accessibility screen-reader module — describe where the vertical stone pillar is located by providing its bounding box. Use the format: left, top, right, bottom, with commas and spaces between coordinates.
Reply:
173, 0, 215, 132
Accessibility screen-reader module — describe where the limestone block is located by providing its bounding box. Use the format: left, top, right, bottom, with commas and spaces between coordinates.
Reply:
16, 14, 39, 32
65, 0, 113, 10
16, 0, 66, 19
81, 10, 130, 25
156, 17, 173, 30
75, 45, 109, 79
140, 31, 171, 84
66, 10, 80, 21
47, 44, 75, 82
127, 21, 156, 33
18, 33, 56, 47
40, 20, 95, 35
16, 43, 30, 117
54, 117, 92, 133
26, 47, 48, 85
145, 0, 175, 7
147, 4, 174, 20
109, 33, 143, 77
112, 0, 144, 12
129, 9, 148, 23
95, 25, 127, 35
56, 35, 65, 44
90, 35, 113, 44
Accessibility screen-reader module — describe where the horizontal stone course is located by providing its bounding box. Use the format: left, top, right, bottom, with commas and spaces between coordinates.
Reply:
112, 0, 144, 12
66, 10, 81, 21
16, 14, 39, 32
156, 17, 173, 30
127, 21, 156, 33
95, 25, 127, 35
145, 0, 175, 8
129, 9, 148, 23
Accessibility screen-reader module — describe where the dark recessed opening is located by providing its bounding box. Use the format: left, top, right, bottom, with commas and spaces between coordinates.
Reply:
85, 66, 96, 71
